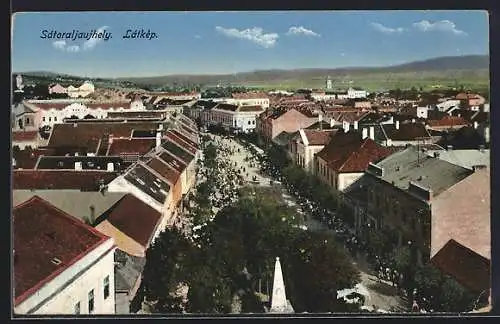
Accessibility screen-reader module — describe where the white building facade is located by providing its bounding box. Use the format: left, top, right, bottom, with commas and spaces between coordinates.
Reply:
15, 238, 116, 315
347, 88, 368, 99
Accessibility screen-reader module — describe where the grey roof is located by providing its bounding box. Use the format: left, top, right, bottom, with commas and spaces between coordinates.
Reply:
12, 189, 126, 223
425, 149, 490, 170
372, 146, 473, 196
124, 163, 171, 204
115, 249, 146, 292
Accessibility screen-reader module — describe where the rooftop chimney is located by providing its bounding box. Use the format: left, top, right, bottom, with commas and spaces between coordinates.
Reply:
107, 162, 114, 172
362, 128, 368, 139
412, 119, 416, 123
369, 126, 375, 140
473, 121, 479, 129
395, 120, 400, 130
433, 151, 440, 158
446, 145, 453, 151
330, 118, 335, 128
478, 144, 485, 152
343, 121, 350, 133
353, 120, 359, 130
74, 161, 82, 171
156, 131, 162, 148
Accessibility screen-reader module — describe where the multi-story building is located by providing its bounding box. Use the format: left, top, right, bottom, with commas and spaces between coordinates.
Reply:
291, 129, 336, 173
13, 196, 116, 315
353, 146, 475, 265
67, 81, 95, 98
14, 99, 145, 131
315, 130, 392, 192
208, 103, 265, 133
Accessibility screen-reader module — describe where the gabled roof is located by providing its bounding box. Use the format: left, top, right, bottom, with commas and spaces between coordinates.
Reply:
169, 129, 199, 149
382, 123, 431, 141
123, 164, 171, 204
12, 170, 118, 190
165, 131, 197, 155
431, 239, 490, 293
302, 129, 337, 146
427, 116, 470, 128
13, 189, 126, 223
161, 139, 195, 165
425, 149, 490, 170
48, 121, 169, 151
272, 131, 297, 147
157, 150, 187, 173
99, 194, 162, 247
13, 196, 110, 305
317, 132, 392, 173
145, 157, 181, 185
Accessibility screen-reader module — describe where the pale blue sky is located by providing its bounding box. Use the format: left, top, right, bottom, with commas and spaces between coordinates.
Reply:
12, 11, 489, 78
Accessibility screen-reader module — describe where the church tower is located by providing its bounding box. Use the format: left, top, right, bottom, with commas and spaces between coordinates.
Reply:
326, 76, 332, 90
269, 257, 294, 313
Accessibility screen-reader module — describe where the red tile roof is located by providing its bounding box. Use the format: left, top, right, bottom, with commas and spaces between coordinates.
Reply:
48, 122, 166, 151
431, 239, 490, 293
157, 151, 187, 173
12, 131, 39, 142
104, 194, 161, 247
12, 170, 118, 190
25, 101, 130, 111
303, 129, 337, 146
382, 123, 432, 141
13, 196, 110, 305
107, 111, 166, 118
169, 129, 199, 149
231, 92, 269, 99
13, 148, 56, 170
146, 158, 180, 185
107, 138, 156, 156
238, 105, 265, 112
427, 116, 470, 127
317, 132, 392, 173
165, 131, 197, 155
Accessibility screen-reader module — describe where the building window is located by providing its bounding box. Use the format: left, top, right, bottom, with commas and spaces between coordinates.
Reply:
54, 117, 57, 121
74, 301, 81, 314
26, 117, 30, 124
49, 117, 52, 122
248, 120, 251, 125
88, 289, 94, 313
104, 275, 110, 299
42, 117, 46, 122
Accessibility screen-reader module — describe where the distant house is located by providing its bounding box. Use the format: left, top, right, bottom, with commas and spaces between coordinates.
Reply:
426, 115, 470, 132
256, 108, 317, 146
67, 81, 95, 98
291, 129, 337, 174
48, 83, 68, 95
208, 103, 265, 133
13, 196, 116, 315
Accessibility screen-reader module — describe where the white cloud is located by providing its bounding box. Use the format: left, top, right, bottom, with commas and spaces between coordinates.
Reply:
215, 26, 279, 48
371, 22, 404, 34
83, 26, 109, 50
52, 40, 80, 52
286, 26, 320, 37
413, 20, 467, 35
52, 40, 67, 50
194, 35, 201, 39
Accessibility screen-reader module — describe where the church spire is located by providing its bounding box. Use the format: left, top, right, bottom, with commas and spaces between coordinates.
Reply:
270, 257, 293, 313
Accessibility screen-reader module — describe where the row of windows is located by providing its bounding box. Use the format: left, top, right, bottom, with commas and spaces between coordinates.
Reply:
74, 275, 110, 314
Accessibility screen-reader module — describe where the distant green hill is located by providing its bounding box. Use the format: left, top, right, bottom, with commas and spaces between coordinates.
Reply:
15, 55, 489, 91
